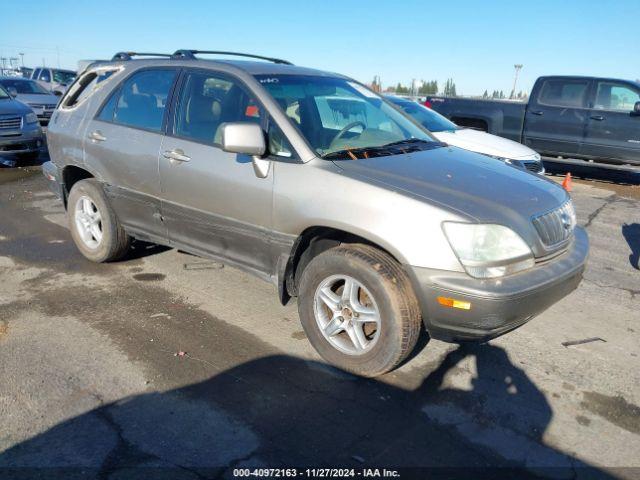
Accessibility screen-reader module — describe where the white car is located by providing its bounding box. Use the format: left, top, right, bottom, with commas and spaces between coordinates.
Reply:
387, 96, 545, 174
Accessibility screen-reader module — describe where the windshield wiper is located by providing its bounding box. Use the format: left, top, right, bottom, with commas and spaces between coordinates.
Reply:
322, 138, 446, 161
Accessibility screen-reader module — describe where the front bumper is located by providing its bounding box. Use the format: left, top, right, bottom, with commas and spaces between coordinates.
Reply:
405, 226, 589, 341
0, 126, 44, 154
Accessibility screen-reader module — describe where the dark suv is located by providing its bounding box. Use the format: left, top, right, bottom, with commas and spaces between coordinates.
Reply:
42, 51, 588, 376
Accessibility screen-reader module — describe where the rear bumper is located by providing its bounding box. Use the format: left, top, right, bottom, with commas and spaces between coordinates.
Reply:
42, 161, 65, 200
405, 226, 589, 341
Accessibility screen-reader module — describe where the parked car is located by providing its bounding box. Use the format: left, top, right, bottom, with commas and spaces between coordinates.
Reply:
426, 76, 640, 166
387, 96, 544, 174
0, 85, 44, 161
0, 77, 58, 126
43, 51, 588, 376
30, 67, 76, 96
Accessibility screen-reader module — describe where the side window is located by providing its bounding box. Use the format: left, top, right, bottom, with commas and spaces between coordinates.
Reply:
174, 71, 261, 145
63, 70, 117, 108
97, 90, 119, 122
268, 121, 294, 158
538, 79, 589, 108
112, 69, 177, 132
40, 69, 51, 82
32, 68, 41, 80
594, 82, 640, 112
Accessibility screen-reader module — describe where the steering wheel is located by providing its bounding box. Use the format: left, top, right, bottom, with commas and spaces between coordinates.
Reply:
331, 121, 366, 146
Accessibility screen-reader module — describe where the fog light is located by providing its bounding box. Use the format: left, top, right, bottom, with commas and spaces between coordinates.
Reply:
437, 296, 471, 310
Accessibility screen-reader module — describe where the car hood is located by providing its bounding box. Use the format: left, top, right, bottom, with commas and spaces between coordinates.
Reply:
16, 93, 59, 107
0, 97, 31, 115
433, 128, 538, 160
332, 145, 568, 255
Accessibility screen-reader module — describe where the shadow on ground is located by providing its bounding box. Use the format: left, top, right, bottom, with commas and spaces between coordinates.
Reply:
0, 346, 614, 479
622, 223, 640, 270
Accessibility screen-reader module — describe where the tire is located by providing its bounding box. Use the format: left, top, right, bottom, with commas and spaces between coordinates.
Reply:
297, 244, 422, 377
67, 179, 131, 262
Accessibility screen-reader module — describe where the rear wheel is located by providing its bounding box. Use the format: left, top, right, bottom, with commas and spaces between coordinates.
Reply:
67, 179, 131, 262
297, 244, 422, 377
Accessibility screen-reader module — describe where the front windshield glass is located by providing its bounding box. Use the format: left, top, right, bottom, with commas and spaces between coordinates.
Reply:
389, 99, 458, 133
0, 79, 50, 95
0, 85, 9, 99
53, 70, 76, 84
255, 75, 436, 159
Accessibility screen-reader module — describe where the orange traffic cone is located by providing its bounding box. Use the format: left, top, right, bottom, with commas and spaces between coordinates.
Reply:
562, 172, 572, 192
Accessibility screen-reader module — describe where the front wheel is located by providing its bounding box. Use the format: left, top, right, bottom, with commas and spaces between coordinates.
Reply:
297, 244, 422, 377
67, 179, 131, 262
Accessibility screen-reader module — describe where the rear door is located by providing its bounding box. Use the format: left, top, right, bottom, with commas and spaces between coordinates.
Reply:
158, 69, 277, 276
581, 80, 640, 164
523, 77, 592, 156
83, 67, 179, 241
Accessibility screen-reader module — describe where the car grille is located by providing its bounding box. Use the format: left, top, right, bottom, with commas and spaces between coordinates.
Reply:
29, 104, 56, 110
0, 116, 22, 130
532, 201, 576, 247
523, 160, 543, 173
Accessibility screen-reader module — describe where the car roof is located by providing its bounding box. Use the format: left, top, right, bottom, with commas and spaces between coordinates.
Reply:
0, 76, 32, 81
100, 57, 346, 79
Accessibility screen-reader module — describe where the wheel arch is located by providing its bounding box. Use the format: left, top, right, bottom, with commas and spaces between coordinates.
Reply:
278, 225, 407, 306
61, 165, 94, 208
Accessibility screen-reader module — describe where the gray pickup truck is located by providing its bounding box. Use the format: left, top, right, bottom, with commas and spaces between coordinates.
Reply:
427, 76, 640, 166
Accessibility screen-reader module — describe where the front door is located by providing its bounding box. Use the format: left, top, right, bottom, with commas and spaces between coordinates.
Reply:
581, 80, 640, 164
523, 77, 591, 156
83, 68, 178, 240
159, 69, 274, 276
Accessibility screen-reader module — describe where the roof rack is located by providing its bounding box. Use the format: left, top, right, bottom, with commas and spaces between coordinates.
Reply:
111, 52, 173, 61
171, 49, 293, 65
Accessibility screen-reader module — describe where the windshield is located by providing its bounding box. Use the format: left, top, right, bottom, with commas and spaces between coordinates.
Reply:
53, 70, 76, 85
388, 98, 458, 132
0, 85, 9, 99
255, 75, 437, 159
0, 79, 50, 95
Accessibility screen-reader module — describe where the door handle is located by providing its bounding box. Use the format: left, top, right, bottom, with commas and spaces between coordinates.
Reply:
590, 115, 605, 121
162, 149, 191, 163
530, 110, 544, 116
88, 130, 106, 142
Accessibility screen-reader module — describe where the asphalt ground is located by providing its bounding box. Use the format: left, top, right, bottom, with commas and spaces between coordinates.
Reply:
0, 152, 638, 479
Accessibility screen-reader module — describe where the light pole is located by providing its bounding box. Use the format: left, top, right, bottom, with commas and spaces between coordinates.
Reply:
511, 64, 523, 99
19, 52, 24, 67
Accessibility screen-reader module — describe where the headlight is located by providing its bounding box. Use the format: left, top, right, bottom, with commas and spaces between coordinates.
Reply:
25, 112, 38, 124
443, 223, 534, 278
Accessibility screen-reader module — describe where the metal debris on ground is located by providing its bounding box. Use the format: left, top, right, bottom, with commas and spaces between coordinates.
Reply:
561, 337, 606, 347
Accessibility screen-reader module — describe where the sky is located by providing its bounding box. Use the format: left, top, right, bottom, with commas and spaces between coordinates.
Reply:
1, 0, 638, 96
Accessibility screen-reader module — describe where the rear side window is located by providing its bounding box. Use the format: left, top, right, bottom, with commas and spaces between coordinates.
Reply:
173, 71, 261, 145
62, 70, 116, 108
537, 79, 589, 108
594, 82, 640, 112
97, 69, 177, 132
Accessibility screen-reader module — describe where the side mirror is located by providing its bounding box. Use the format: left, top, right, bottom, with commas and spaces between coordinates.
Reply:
53, 90, 63, 97
221, 122, 270, 178
7, 87, 17, 97
633, 101, 640, 115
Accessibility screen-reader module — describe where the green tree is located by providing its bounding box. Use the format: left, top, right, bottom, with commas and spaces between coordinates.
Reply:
395, 82, 410, 94
482, 90, 489, 99
443, 78, 457, 97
